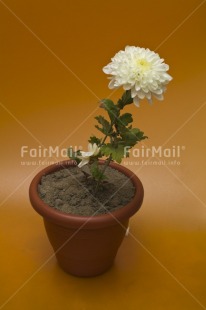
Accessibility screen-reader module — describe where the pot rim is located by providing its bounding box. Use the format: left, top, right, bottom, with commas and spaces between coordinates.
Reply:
29, 160, 144, 229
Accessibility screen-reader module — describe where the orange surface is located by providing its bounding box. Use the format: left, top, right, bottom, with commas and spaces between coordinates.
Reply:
1, 0, 206, 309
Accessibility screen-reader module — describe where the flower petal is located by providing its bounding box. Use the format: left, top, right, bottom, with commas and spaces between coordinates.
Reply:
133, 96, 140, 107
78, 158, 90, 168
103, 46, 172, 106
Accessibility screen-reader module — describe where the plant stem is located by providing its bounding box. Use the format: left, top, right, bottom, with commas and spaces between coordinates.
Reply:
95, 154, 112, 194
101, 133, 108, 146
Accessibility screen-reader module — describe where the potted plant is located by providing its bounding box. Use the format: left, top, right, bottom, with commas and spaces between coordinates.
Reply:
29, 46, 172, 277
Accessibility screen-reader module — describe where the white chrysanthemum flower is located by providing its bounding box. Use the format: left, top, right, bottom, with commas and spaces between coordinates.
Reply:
103, 46, 172, 106
77, 143, 100, 168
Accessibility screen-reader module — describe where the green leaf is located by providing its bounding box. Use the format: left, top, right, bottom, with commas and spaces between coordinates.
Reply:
117, 90, 133, 109
119, 113, 133, 126
120, 131, 138, 147
88, 135, 102, 145
119, 127, 146, 146
130, 128, 140, 134
101, 144, 125, 163
100, 98, 114, 107
131, 128, 148, 141
95, 115, 111, 135
100, 99, 119, 122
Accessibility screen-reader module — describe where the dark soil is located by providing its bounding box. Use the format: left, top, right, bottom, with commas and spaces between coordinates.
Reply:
38, 166, 135, 216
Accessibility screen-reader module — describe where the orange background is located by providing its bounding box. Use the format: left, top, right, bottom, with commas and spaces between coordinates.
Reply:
1, 0, 206, 309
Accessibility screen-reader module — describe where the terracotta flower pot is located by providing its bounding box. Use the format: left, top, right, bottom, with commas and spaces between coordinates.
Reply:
29, 160, 144, 277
